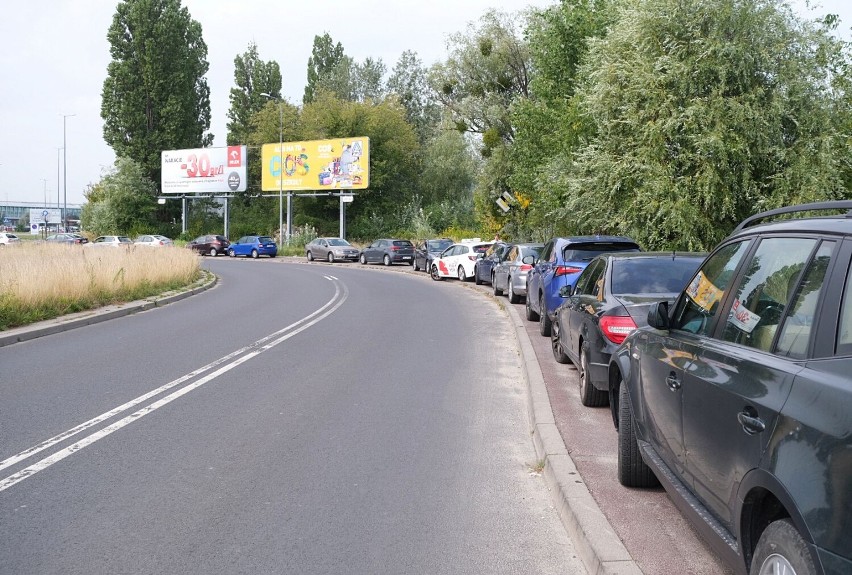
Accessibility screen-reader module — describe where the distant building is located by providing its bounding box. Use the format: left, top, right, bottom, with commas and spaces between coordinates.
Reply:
0, 201, 83, 232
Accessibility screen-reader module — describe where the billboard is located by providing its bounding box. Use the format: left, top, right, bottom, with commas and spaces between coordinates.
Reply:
161, 146, 247, 193
30, 208, 61, 225
261, 137, 369, 192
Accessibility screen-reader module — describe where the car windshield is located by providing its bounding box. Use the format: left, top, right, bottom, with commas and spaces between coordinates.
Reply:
611, 257, 703, 295
328, 238, 350, 246
428, 239, 453, 252
563, 243, 640, 262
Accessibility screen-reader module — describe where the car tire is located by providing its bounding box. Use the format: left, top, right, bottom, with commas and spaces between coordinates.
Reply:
579, 345, 608, 407
228, 248, 235, 257
458, 265, 468, 282
751, 519, 817, 575
430, 264, 443, 281
360, 254, 367, 265
508, 279, 520, 304
383, 254, 392, 266
474, 265, 483, 285
327, 252, 335, 263
208, 248, 217, 257
251, 249, 259, 259
538, 295, 552, 336
525, 290, 540, 321
307, 250, 314, 261
551, 320, 571, 364
493, 274, 502, 296
617, 383, 659, 488
413, 259, 420, 271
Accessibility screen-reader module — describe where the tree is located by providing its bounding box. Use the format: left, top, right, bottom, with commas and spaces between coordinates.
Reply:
101, 0, 212, 190
80, 157, 157, 235
387, 50, 441, 142
558, 0, 852, 251
351, 57, 387, 103
226, 42, 283, 146
303, 33, 349, 104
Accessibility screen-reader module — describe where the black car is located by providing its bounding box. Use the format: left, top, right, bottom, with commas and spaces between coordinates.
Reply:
551, 252, 704, 406
413, 238, 454, 272
609, 201, 852, 575
473, 242, 509, 285
359, 238, 415, 266
186, 234, 230, 256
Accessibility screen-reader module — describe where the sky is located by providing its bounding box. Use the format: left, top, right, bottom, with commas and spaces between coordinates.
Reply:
0, 0, 850, 207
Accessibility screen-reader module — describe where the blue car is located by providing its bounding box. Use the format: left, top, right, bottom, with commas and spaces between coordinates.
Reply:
525, 236, 640, 336
227, 235, 277, 258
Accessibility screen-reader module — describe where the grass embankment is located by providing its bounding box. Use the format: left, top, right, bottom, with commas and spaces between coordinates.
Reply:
0, 244, 202, 330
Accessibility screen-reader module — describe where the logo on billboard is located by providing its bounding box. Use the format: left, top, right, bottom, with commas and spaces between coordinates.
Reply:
227, 146, 242, 168
228, 172, 241, 191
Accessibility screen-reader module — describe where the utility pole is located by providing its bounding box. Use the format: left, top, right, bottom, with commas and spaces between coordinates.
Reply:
62, 113, 75, 231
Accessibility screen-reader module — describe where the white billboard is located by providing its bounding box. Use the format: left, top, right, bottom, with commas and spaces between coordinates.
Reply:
30, 208, 62, 224
161, 146, 247, 193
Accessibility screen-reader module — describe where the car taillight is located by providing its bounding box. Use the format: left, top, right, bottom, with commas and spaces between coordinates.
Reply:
158, 240, 164, 245
599, 315, 638, 345
519, 264, 532, 271
391, 246, 400, 251
555, 265, 583, 277
468, 255, 478, 261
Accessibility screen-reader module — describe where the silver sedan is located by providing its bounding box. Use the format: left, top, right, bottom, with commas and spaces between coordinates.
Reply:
305, 237, 360, 263
492, 243, 544, 303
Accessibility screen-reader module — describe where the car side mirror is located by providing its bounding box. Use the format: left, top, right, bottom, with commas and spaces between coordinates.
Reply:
559, 285, 573, 298
647, 302, 670, 329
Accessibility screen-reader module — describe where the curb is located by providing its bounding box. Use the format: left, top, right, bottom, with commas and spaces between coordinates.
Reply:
505, 302, 643, 575
0, 271, 218, 348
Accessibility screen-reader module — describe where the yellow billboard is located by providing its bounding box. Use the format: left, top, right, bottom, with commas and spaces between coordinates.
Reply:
261, 137, 369, 192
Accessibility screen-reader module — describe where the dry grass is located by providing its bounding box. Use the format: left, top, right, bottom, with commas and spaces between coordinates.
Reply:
0, 243, 201, 330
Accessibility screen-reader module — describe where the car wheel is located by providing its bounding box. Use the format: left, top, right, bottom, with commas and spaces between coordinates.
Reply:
208, 247, 217, 257
383, 254, 392, 266
228, 249, 235, 258
538, 295, 552, 336
327, 252, 335, 263
751, 519, 817, 575
474, 265, 483, 285
508, 279, 521, 304
551, 320, 570, 364
493, 274, 502, 295
579, 345, 608, 407
360, 254, 367, 265
617, 383, 659, 488
430, 264, 443, 281
525, 290, 540, 321
307, 250, 314, 261
251, 249, 259, 259
457, 265, 467, 282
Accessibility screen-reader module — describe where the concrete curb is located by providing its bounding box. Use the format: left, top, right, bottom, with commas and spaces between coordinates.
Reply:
505, 303, 643, 575
0, 271, 217, 348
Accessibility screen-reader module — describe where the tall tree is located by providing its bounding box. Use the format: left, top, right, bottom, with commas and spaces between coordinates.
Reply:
101, 0, 212, 189
80, 157, 157, 235
303, 33, 348, 104
559, 0, 852, 250
351, 57, 387, 103
226, 42, 283, 145
387, 50, 440, 142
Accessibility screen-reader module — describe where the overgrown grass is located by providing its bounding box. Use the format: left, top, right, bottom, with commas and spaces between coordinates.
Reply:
0, 243, 202, 330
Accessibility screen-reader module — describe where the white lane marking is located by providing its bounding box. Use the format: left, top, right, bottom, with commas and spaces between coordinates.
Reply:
0, 279, 348, 492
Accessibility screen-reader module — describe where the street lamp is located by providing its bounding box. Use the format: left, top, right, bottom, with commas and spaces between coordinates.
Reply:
57, 147, 63, 209
260, 93, 284, 246
62, 113, 75, 231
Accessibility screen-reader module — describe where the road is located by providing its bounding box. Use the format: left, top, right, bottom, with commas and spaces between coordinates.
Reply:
0, 259, 586, 575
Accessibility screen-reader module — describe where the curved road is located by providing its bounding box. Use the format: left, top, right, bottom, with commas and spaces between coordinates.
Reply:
0, 259, 585, 574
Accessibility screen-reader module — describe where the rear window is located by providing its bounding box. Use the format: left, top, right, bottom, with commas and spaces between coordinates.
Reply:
258, 236, 274, 243
611, 257, 704, 295
393, 240, 413, 247
521, 246, 542, 259
563, 243, 640, 263
472, 244, 492, 254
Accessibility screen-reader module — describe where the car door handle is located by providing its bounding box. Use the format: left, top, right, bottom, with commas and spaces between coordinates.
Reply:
737, 409, 766, 435
666, 374, 681, 391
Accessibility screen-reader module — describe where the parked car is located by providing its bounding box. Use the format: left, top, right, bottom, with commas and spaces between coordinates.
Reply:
526, 236, 641, 336
186, 234, 230, 256
551, 252, 704, 406
609, 201, 852, 575
429, 239, 494, 282
89, 235, 133, 247
493, 243, 544, 302
134, 234, 173, 247
413, 238, 454, 272
305, 237, 360, 262
359, 239, 415, 265
473, 242, 509, 285
226, 235, 277, 258
46, 233, 89, 245
0, 232, 21, 246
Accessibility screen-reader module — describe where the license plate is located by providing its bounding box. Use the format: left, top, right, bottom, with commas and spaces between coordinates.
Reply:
402, 256, 411, 260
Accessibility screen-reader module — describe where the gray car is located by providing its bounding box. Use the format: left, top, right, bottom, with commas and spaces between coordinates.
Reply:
492, 243, 544, 303
305, 237, 360, 262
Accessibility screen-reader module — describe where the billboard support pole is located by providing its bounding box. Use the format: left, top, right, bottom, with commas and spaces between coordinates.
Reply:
182, 197, 187, 234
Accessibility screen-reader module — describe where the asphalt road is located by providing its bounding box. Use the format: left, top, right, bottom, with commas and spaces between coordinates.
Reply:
0, 259, 586, 575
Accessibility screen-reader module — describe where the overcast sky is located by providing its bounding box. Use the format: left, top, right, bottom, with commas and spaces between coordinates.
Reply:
0, 0, 849, 207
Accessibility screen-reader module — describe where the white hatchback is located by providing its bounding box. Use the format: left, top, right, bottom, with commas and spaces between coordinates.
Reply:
429, 240, 494, 282
0, 232, 21, 246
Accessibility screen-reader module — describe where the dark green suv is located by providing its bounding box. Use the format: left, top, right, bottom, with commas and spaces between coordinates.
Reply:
608, 201, 852, 575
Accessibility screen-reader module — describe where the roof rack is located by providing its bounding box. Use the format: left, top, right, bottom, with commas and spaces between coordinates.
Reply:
733, 200, 852, 232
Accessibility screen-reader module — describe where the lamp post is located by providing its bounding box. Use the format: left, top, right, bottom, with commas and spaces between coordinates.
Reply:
62, 113, 75, 231
260, 93, 284, 246
57, 147, 63, 209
